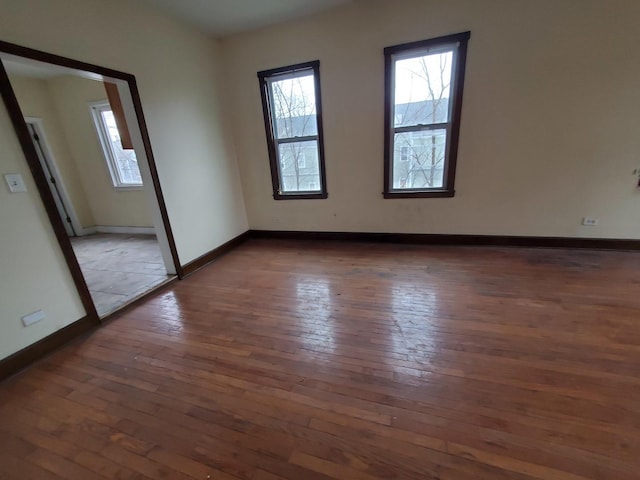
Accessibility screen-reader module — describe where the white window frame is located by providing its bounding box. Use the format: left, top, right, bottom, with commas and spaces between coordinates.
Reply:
297, 153, 306, 169
90, 101, 143, 190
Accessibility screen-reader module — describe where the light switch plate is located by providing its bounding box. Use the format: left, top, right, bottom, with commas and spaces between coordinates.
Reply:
4, 173, 27, 193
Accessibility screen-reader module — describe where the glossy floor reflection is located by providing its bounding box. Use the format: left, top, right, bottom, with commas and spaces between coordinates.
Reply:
1, 239, 639, 479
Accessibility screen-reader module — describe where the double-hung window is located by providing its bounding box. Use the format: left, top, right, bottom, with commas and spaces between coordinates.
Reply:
258, 61, 328, 199
384, 32, 470, 198
91, 102, 142, 189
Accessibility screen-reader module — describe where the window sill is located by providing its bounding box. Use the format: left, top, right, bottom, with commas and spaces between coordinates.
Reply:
383, 189, 455, 199
114, 185, 144, 192
274, 192, 328, 200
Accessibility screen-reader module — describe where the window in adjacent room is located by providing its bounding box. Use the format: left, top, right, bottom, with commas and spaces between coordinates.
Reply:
384, 31, 470, 198
91, 102, 142, 188
258, 61, 327, 199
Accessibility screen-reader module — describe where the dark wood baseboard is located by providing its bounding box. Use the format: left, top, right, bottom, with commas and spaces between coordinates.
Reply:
3, 227, 635, 383
0, 276, 178, 383
182, 230, 252, 277
0, 316, 97, 382
249, 230, 640, 250
0, 232, 250, 383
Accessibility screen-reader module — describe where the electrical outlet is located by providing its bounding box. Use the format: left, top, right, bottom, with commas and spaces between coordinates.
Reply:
22, 310, 45, 327
582, 217, 599, 226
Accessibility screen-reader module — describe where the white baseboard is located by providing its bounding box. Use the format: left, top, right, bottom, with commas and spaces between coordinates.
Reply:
91, 226, 156, 235
76, 226, 96, 236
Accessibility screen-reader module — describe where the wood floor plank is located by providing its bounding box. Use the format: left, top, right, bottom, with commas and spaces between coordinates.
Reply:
1, 239, 639, 478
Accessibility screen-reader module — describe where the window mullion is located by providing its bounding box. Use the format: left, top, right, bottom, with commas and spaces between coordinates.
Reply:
277, 135, 317, 144
393, 122, 449, 135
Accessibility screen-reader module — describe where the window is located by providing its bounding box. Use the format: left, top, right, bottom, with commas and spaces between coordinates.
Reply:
91, 102, 142, 188
258, 61, 327, 199
384, 31, 470, 198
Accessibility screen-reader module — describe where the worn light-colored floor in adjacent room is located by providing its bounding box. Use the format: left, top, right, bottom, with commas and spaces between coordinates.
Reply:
71, 233, 171, 317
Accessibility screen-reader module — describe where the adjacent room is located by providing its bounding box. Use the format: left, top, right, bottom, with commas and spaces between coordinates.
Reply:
0, 0, 639, 479
3, 55, 175, 317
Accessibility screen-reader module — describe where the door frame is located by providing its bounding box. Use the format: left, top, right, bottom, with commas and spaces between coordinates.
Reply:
0, 40, 184, 325
25, 117, 83, 237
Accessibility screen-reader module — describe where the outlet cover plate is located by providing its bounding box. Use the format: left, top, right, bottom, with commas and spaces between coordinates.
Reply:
22, 310, 45, 327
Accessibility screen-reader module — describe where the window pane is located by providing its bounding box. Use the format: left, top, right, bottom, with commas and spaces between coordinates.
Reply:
278, 140, 321, 192
271, 73, 318, 139
100, 109, 142, 185
394, 51, 453, 127
392, 130, 447, 189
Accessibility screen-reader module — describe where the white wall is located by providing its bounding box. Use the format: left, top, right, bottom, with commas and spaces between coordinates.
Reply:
9, 73, 155, 230
47, 75, 154, 229
8, 74, 96, 228
222, 0, 640, 238
0, 105, 86, 359
0, 0, 248, 359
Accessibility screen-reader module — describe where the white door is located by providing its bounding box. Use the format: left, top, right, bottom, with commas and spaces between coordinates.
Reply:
26, 121, 76, 237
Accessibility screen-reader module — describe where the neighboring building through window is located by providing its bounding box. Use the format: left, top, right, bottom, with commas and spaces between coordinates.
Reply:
400, 146, 409, 162
384, 31, 470, 198
90, 102, 142, 188
258, 61, 328, 199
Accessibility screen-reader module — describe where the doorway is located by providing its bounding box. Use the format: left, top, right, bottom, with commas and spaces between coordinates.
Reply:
0, 41, 183, 320
25, 118, 77, 237
18, 75, 174, 316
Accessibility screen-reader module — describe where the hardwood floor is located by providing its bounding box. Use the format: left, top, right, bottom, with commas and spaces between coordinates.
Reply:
1, 238, 639, 479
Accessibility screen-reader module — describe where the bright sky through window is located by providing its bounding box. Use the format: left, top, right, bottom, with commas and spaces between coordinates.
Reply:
92, 103, 142, 187
394, 51, 452, 104
272, 74, 316, 120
